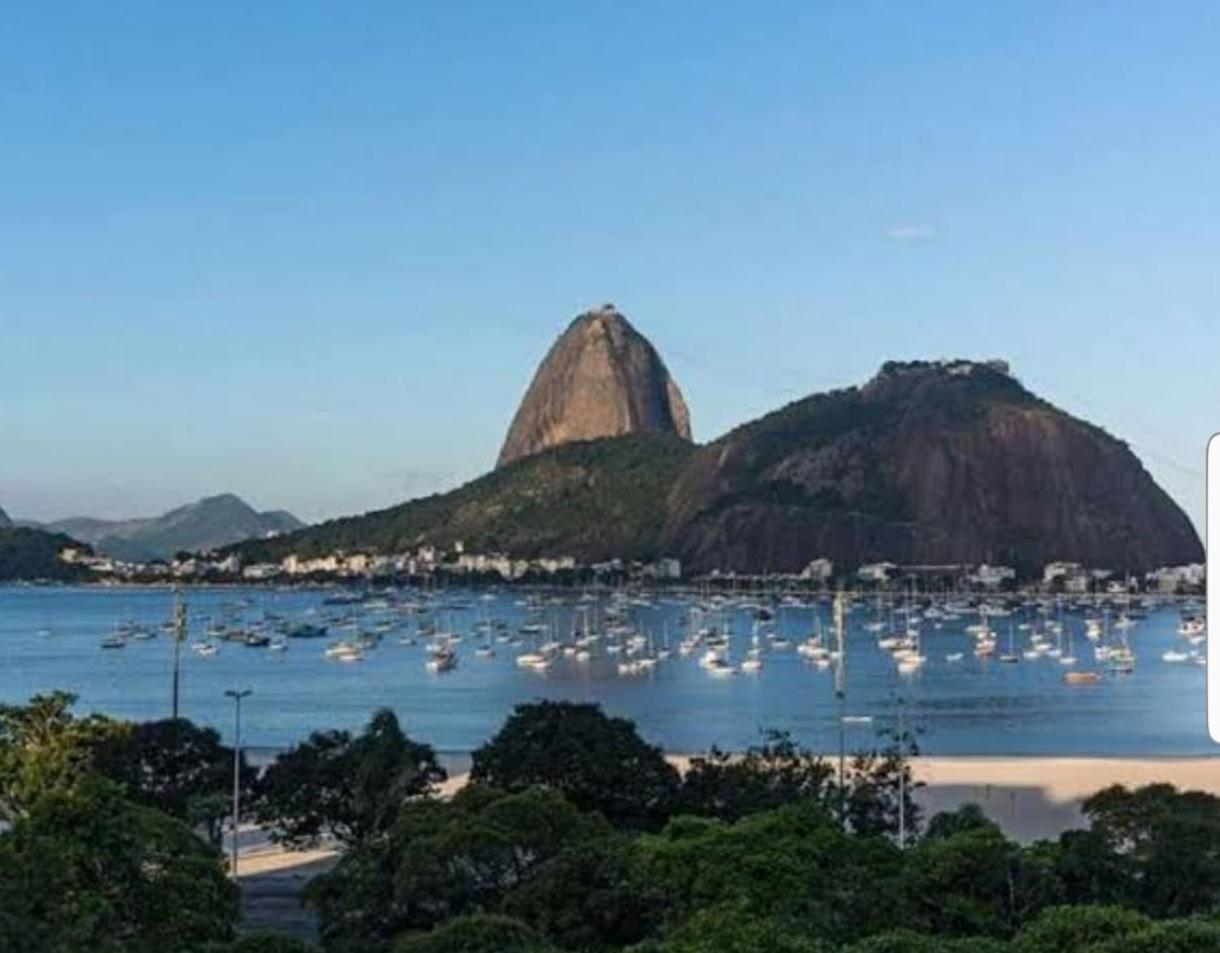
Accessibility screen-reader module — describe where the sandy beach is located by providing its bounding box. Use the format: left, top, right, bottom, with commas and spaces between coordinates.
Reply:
909, 756, 1220, 841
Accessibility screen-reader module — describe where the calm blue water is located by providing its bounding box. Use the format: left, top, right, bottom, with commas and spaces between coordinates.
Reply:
0, 585, 1211, 756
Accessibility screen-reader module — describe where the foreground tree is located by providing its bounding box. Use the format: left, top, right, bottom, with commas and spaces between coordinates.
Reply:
841, 929, 1008, 952
253, 708, 445, 847
0, 777, 237, 953
631, 902, 832, 953
900, 825, 1062, 938
923, 803, 998, 841
92, 717, 254, 843
1055, 783, 1220, 918
0, 691, 116, 821
502, 833, 663, 949
309, 785, 611, 949
842, 722, 923, 841
200, 936, 318, 953
470, 701, 680, 830
1011, 905, 1151, 953
1086, 918, 1220, 952
392, 914, 556, 953
678, 730, 834, 822
635, 800, 902, 945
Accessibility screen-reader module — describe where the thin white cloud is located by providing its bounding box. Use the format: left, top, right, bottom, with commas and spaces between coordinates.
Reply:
885, 224, 937, 241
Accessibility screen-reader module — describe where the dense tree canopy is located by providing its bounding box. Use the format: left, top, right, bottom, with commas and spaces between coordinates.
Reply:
899, 825, 1061, 938
677, 730, 835, 823
0, 691, 117, 821
632, 903, 833, 953
0, 778, 236, 953
1062, 783, 1220, 918
501, 833, 662, 950
309, 785, 611, 949
5, 689, 1220, 953
392, 913, 556, 953
635, 800, 904, 945
92, 716, 254, 843
470, 701, 681, 831
253, 707, 446, 848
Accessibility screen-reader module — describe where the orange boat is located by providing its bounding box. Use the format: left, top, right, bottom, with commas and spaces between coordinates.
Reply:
1064, 671, 1102, 685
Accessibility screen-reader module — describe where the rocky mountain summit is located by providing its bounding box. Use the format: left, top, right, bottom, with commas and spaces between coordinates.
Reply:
660, 360, 1202, 575
239, 354, 1202, 579
497, 305, 691, 467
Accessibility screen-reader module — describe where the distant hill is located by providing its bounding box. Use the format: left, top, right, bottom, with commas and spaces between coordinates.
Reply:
236, 434, 696, 565
39, 494, 304, 562
0, 527, 89, 581
0, 504, 10, 529
234, 359, 1202, 579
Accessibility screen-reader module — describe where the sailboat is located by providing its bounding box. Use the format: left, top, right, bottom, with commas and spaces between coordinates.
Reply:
998, 621, 1020, 663
741, 621, 763, 673
1058, 624, 1077, 666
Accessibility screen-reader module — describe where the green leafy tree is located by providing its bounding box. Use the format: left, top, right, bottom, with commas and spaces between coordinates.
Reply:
309, 786, 610, 949
470, 701, 680, 830
842, 722, 923, 841
924, 804, 999, 841
900, 826, 1062, 938
502, 833, 663, 949
393, 914, 555, 953
1091, 918, 1220, 952
200, 936, 318, 953
253, 708, 445, 847
1058, 784, 1220, 917
189, 790, 237, 846
634, 902, 832, 952
0, 777, 237, 953
635, 800, 902, 945
678, 730, 834, 822
0, 691, 117, 821
1012, 905, 1151, 953
92, 717, 254, 834
840, 929, 1008, 952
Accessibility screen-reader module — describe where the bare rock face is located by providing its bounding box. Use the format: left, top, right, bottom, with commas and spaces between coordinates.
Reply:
661, 360, 1203, 576
497, 305, 692, 468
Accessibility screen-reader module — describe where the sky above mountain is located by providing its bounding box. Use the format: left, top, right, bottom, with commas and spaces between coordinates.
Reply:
1, 2, 1215, 530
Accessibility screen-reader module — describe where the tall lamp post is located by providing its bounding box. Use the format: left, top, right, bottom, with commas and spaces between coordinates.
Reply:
224, 688, 252, 877
832, 591, 846, 827
171, 591, 187, 720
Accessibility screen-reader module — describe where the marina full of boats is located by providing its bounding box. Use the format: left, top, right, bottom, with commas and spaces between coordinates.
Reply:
3, 585, 1209, 754
88, 587, 1205, 684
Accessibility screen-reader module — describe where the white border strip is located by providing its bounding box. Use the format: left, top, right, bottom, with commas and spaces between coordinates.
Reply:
1209, 434, 1219, 742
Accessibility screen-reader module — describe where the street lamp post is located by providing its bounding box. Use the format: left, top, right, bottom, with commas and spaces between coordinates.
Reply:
897, 696, 907, 850
224, 688, 252, 877
832, 592, 846, 827
171, 591, 187, 720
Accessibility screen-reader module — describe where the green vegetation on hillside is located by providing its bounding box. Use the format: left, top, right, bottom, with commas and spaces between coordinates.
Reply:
0, 527, 89, 581
236, 434, 695, 564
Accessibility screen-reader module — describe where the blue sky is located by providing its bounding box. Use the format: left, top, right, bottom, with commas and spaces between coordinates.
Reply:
2, 1, 1216, 533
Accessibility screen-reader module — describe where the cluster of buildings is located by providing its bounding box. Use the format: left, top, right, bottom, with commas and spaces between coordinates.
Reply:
57, 543, 1204, 595
834, 558, 1204, 595
58, 542, 680, 585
